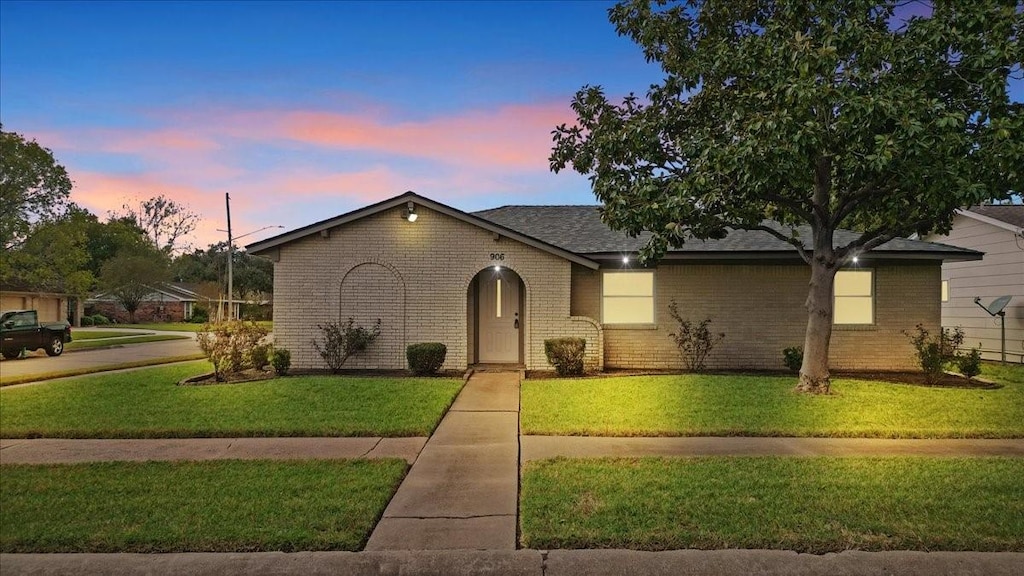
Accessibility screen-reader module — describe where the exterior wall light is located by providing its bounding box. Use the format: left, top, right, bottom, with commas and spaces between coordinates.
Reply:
494, 265, 501, 271
622, 255, 630, 264
852, 256, 859, 263
403, 201, 418, 222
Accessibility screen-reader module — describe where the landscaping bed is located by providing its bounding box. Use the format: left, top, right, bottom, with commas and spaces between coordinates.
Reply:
0, 362, 463, 438
520, 456, 1024, 552
66, 334, 189, 351
521, 368, 1024, 438
0, 459, 406, 552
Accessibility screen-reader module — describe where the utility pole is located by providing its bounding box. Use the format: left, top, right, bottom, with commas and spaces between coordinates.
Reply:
226, 193, 233, 321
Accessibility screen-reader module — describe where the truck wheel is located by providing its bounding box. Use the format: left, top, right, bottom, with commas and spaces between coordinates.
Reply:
2, 350, 20, 360
45, 336, 64, 356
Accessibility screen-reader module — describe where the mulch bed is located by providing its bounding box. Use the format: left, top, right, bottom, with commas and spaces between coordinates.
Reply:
178, 369, 277, 386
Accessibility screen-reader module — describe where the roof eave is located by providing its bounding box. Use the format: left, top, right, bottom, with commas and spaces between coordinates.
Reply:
584, 249, 983, 264
956, 208, 1024, 233
246, 191, 600, 270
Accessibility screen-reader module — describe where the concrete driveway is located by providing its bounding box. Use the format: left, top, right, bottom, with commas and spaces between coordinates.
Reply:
0, 332, 201, 380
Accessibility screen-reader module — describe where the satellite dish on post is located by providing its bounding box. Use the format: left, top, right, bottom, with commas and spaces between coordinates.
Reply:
973, 296, 1013, 364
974, 295, 1012, 316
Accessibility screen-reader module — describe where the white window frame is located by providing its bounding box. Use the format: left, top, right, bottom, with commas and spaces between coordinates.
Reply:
601, 270, 655, 325
833, 269, 874, 325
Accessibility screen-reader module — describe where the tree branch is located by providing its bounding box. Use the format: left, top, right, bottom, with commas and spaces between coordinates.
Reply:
745, 224, 812, 264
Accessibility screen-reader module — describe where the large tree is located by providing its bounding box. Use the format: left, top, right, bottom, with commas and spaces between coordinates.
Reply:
99, 245, 171, 323
551, 0, 1023, 393
114, 194, 199, 254
0, 125, 72, 250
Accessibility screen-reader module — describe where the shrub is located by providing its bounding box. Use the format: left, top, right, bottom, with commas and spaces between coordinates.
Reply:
958, 347, 982, 382
189, 305, 209, 324
249, 343, 271, 370
91, 314, 110, 325
407, 343, 447, 375
668, 300, 725, 372
271, 348, 291, 376
905, 324, 965, 384
782, 346, 803, 372
544, 337, 586, 377
196, 320, 271, 381
312, 318, 382, 373
81, 316, 94, 326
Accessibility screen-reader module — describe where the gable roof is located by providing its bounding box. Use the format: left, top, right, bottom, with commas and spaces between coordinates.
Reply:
246, 191, 981, 266
474, 205, 981, 261
246, 192, 600, 269
959, 205, 1024, 232
88, 283, 199, 303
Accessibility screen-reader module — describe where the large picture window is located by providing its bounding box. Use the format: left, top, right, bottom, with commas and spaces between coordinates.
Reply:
834, 269, 874, 325
602, 271, 654, 324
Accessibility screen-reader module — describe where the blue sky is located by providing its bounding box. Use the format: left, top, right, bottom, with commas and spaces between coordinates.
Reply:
1, 1, 1020, 248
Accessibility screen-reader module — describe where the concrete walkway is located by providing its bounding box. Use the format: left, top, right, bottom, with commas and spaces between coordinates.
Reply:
522, 436, 1024, 461
365, 371, 521, 551
0, 437, 427, 465
4, 550, 1023, 576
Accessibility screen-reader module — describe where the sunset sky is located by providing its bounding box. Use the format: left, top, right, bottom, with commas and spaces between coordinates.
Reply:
1, 1, 1020, 250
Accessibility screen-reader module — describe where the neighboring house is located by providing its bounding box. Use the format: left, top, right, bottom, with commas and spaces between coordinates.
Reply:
0, 284, 72, 324
87, 282, 215, 323
924, 205, 1024, 363
248, 192, 980, 373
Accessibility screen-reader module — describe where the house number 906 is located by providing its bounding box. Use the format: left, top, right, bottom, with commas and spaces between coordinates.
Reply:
490, 253, 505, 261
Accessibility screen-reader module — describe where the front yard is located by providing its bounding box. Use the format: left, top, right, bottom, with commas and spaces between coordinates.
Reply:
0, 459, 406, 552
0, 362, 463, 438
521, 364, 1024, 438
521, 456, 1024, 552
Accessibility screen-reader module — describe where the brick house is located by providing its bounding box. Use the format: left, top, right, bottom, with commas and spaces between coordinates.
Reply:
248, 191, 981, 373
87, 283, 214, 323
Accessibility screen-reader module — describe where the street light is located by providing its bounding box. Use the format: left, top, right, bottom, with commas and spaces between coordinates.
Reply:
217, 193, 283, 320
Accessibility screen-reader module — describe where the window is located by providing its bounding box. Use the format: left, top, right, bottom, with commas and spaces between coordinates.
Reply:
184, 302, 194, 319
834, 269, 873, 325
602, 271, 654, 324
941, 280, 949, 303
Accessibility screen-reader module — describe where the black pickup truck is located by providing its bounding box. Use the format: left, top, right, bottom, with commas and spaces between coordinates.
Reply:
0, 310, 73, 359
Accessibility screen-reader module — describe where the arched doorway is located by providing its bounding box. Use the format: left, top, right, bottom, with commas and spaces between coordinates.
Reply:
469, 267, 524, 365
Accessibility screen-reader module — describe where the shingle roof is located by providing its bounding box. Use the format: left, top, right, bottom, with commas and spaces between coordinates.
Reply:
473, 205, 978, 258
965, 205, 1024, 228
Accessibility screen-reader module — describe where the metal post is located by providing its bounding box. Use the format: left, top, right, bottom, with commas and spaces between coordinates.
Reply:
1000, 311, 1006, 364
226, 193, 233, 321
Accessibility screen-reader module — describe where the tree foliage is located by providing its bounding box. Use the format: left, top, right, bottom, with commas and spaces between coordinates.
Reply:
0, 126, 72, 250
115, 194, 199, 254
98, 245, 170, 323
171, 242, 273, 299
552, 0, 1023, 392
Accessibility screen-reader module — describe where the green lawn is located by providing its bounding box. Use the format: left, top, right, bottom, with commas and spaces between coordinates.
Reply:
0, 362, 463, 438
521, 366, 1024, 438
521, 456, 1024, 552
0, 459, 406, 552
72, 330, 155, 340
66, 334, 189, 350
117, 321, 273, 332
0, 355, 207, 387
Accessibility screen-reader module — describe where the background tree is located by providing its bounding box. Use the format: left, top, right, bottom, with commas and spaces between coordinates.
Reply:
98, 245, 170, 323
0, 125, 72, 250
114, 194, 199, 254
551, 0, 1023, 393
170, 242, 273, 299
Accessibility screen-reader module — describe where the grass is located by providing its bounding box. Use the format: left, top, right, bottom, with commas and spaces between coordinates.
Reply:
0, 361, 463, 438
117, 321, 273, 332
66, 334, 189, 350
983, 361, 1024, 386
0, 459, 407, 552
520, 456, 1024, 552
0, 355, 207, 387
521, 366, 1024, 439
71, 330, 155, 340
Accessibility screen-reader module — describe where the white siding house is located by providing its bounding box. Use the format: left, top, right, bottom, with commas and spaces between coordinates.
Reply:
926, 206, 1024, 363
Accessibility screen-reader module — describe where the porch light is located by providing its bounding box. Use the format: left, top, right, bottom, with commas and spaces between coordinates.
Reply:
403, 201, 418, 222
494, 265, 501, 271
623, 255, 630, 264
852, 256, 859, 264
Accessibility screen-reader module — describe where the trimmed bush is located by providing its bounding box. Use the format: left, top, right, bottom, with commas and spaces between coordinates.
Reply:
91, 314, 110, 325
249, 343, 271, 370
958, 347, 982, 382
905, 324, 964, 384
189, 306, 209, 324
544, 337, 586, 377
81, 316, 94, 326
782, 346, 803, 372
271, 348, 291, 376
406, 343, 447, 375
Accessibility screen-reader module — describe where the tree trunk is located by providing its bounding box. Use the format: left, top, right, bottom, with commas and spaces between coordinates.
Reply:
797, 259, 837, 394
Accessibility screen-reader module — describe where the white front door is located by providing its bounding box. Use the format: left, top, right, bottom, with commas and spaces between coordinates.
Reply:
478, 272, 520, 363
